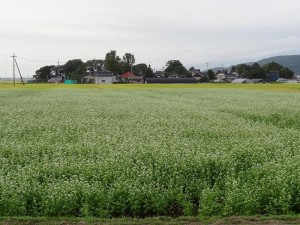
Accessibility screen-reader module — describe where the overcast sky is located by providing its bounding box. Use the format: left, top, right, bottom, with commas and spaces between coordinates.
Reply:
1, 0, 300, 77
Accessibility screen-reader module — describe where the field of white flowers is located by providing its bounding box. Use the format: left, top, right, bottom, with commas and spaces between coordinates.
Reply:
0, 86, 299, 217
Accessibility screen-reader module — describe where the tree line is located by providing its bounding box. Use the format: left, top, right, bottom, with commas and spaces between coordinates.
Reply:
230, 62, 294, 79
34, 50, 154, 82
34, 50, 295, 82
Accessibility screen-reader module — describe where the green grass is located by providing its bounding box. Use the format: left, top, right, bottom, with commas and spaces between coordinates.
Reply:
0, 83, 300, 219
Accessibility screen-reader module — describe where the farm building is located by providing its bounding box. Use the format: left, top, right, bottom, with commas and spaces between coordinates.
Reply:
266, 71, 279, 82
232, 78, 254, 84
120, 72, 144, 83
145, 78, 197, 84
213, 73, 226, 83
226, 72, 242, 82
81, 71, 119, 84
48, 76, 64, 83
154, 71, 165, 78
169, 73, 182, 78
216, 73, 226, 80
191, 69, 204, 81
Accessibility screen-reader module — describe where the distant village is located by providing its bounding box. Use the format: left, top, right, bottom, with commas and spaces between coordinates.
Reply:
2, 67, 300, 85
42, 68, 300, 85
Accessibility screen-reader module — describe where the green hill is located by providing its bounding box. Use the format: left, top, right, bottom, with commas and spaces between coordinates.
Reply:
257, 55, 300, 74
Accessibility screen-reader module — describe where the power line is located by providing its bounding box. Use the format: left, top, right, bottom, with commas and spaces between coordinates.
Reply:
0, 54, 11, 58
0, 65, 12, 68
0, 54, 64, 64
11, 53, 16, 86
11, 53, 25, 86
17, 57, 59, 63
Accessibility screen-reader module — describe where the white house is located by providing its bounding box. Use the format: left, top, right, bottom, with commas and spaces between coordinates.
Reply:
81, 71, 119, 84
216, 73, 226, 80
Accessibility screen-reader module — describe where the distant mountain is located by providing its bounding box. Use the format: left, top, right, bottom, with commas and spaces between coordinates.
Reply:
189, 55, 300, 75
256, 55, 300, 74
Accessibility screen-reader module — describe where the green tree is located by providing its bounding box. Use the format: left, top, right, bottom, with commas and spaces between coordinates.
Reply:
132, 63, 147, 76
63, 59, 85, 81
189, 66, 195, 72
85, 59, 104, 74
207, 69, 215, 81
230, 66, 237, 74
165, 60, 188, 77
35, 65, 55, 82
250, 63, 265, 79
263, 61, 294, 79
236, 64, 252, 78
263, 61, 282, 73
122, 53, 135, 73
145, 64, 154, 78
104, 50, 121, 74
132, 64, 154, 78
280, 67, 294, 79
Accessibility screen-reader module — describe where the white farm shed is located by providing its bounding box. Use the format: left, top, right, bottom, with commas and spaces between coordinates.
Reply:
232, 78, 254, 84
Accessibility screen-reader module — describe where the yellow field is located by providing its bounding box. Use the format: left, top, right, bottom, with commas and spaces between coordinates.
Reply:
0, 82, 300, 92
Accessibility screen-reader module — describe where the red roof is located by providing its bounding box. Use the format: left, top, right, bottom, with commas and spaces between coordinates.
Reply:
121, 72, 134, 78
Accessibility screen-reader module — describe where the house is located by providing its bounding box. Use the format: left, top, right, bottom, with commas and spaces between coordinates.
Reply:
191, 69, 204, 81
169, 73, 182, 78
192, 73, 204, 81
226, 72, 241, 82
48, 76, 64, 83
191, 69, 201, 75
81, 71, 119, 84
120, 72, 144, 83
81, 75, 95, 84
216, 73, 226, 80
232, 78, 254, 84
154, 71, 165, 78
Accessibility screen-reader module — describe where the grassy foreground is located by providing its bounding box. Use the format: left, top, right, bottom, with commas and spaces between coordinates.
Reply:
0, 83, 300, 222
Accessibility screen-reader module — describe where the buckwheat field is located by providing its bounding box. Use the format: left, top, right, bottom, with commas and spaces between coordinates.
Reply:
0, 84, 299, 217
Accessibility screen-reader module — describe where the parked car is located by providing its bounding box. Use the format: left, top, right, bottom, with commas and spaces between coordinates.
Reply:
276, 78, 288, 83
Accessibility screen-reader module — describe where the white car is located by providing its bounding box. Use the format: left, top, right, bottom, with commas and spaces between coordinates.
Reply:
276, 78, 288, 83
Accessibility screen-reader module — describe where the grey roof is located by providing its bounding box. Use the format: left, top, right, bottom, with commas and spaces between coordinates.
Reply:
94, 71, 116, 77
232, 78, 254, 83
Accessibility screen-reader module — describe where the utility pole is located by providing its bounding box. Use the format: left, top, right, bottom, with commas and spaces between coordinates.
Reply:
93, 58, 96, 84
11, 53, 16, 86
11, 53, 25, 86
206, 62, 209, 83
14, 58, 25, 85
57, 61, 60, 85
131, 62, 133, 84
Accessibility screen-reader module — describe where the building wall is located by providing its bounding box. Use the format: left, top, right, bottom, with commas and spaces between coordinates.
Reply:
95, 76, 119, 84
267, 71, 279, 82
95, 76, 113, 84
